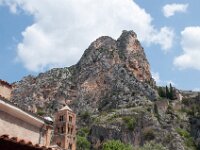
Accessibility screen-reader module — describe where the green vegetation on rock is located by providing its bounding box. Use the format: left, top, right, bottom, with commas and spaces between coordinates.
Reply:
102, 140, 132, 150
122, 116, 136, 131
77, 127, 91, 150
36, 108, 45, 116
76, 135, 91, 150
134, 142, 168, 150
176, 128, 197, 150
157, 84, 175, 100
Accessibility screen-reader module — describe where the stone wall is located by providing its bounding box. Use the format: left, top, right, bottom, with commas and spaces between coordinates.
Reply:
0, 110, 45, 145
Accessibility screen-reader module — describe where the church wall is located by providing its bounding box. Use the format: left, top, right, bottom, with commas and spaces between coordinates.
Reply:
0, 110, 45, 145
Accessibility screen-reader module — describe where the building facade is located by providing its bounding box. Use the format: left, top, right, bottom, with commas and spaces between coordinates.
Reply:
52, 106, 76, 150
0, 96, 76, 150
0, 79, 76, 150
0, 96, 53, 146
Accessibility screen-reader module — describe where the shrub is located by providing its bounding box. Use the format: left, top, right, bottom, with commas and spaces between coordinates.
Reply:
182, 99, 190, 106
77, 127, 90, 137
76, 135, 90, 150
138, 141, 168, 150
176, 128, 197, 150
108, 113, 118, 122
80, 111, 92, 124
164, 133, 173, 144
176, 128, 190, 138
37, 108, 45, 116
158, 87, 166, 98
122, 116, 136, 131
80, 111, 91, 120
185, 137, 196, 149
103, 140, 132, 150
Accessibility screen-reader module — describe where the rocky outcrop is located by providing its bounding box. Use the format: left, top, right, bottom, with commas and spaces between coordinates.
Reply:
10, 30, 196, 149
87, 106, 186, 150
11, 30, 157, 115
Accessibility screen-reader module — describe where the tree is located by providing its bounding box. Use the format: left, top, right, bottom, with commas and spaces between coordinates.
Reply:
169, 83, 174, 100
158, 87, 166, 98
76, 135, 90, 150
165, 86, 170, 99
103, 140, 132, 150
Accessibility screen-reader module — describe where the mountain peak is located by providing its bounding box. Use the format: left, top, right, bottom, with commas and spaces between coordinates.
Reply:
12, 30, 156, 113
78, 31, 152, 83
120, 30, 138, 39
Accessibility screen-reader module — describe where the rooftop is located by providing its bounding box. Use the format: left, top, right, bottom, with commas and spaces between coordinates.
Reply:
60, 105, 72, 111
0, 95, 53, 126
0, 135, 53, 150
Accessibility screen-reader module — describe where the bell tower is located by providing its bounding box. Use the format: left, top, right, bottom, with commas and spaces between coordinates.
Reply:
53, 105, 76, 150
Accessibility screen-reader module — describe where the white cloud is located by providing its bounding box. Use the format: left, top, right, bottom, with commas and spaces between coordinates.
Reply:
152, 72, 160, 84
174, 27, 200, 70
0, 0, 174, 72
193, 88, 200, 92
163, 3, 188, 17
150, 27, 174, 51
166, 80, 176, 86
152, 71, 176, 86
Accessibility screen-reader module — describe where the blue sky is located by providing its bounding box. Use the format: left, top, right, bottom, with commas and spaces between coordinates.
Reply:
0, 0, 200, 91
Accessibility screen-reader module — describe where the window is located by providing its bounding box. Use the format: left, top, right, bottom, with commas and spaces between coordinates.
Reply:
57, 127, 60, 133
71, 128, 73, 134
69, 116, 72, 122
68, 143, 72, 150
59, 115, 64, 121
68, 127, 73, 134
61, 126, 65, 133
57, 142, 61, 147
68, 127, 70, 134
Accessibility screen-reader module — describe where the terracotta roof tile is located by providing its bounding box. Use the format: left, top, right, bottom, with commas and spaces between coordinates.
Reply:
0, 135, 52, 150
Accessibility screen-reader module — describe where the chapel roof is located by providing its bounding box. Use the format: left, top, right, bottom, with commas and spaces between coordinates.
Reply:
60, 105, 72, 111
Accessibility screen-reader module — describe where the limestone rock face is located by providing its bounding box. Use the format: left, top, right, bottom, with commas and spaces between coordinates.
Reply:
117, 30, 152, 82
10, 31, 194, 150
11, 30, 157, 114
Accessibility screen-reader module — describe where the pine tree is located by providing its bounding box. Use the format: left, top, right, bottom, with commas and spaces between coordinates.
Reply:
169, 83, 173, 100
158, 87, 165, 98
166, 86, 170, 99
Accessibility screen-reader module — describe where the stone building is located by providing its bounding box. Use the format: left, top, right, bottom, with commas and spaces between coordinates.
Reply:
0, 96, 53, 147
52, 105, 76, 150
0, 91, 76, 150
0, 80, 12, 100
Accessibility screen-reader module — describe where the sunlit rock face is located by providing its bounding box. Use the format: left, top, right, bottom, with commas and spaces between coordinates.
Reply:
11, 31, 193, 150
11, 30, 157, 114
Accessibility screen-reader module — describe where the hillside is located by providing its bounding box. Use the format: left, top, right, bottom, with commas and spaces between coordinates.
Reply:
11, 30, 199, 150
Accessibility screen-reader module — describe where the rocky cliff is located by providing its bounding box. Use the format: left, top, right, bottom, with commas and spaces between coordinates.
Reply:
11, 30, 198, 150
11, 30, 156, 114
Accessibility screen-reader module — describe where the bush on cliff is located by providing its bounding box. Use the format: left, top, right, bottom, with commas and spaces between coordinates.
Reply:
102, 140, 132, 150
76, 135, 90, 150
138, 142, 168, 150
